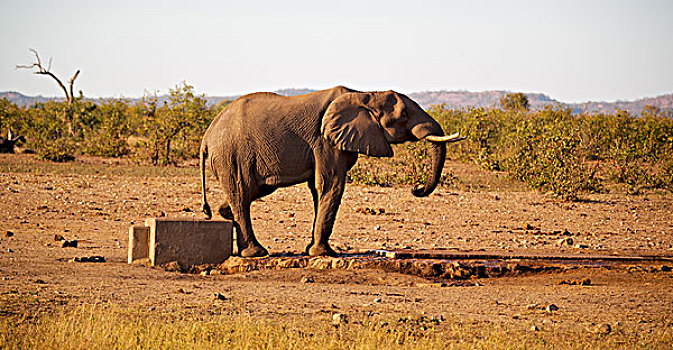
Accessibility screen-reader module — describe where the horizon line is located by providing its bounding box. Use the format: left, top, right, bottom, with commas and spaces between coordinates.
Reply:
2, 88, 672, 105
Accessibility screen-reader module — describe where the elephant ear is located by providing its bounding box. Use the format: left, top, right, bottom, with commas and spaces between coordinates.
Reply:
321, 93, 393, 157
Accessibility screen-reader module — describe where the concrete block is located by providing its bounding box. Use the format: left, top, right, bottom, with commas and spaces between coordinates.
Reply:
128, 226, 150, 264
146, 218, 233, 267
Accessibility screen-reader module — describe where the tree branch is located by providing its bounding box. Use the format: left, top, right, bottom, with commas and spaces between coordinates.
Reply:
69, 70, 80, 102
16, 49, 74, 103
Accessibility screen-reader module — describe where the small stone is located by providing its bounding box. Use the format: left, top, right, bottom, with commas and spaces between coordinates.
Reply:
4, 231, 14, 238
215, 293, 227, 300
300, 276, 314, 283
530, 325, 539, 332
546, 304, 559, 312
373, 298, 382, 303
557, 237, 574, 246
200, 270, 210, 276
71, 256, 105, 263
156, 211, 166, 217
661, 265, 672, 272
526, 304, 539, 310
6, 248, 13, 253
474, 282, 483, 287
574, 244, 589, 249
162, 261, 185, 272
54, 234, 65, 241
35, 279, 47, 284
374, 224, 381, 231
415, 282, 446, 288
181, 206, 192, 212
332, 313, 348, 325
586, 323, 611, 334
62, 240, 78, 248
558, 278, 592, 286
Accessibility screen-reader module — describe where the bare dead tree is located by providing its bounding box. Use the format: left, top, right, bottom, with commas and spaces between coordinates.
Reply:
17, 49, 82, 136
16, 49, 80, 105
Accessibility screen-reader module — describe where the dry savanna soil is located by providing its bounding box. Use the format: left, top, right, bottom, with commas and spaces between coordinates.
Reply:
1, 153, 672, 348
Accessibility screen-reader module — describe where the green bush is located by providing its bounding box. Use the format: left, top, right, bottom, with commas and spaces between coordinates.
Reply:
502, 107, 600, 200
426, 104, 673, 199
2, 88, 672, 198
500, 92, 529, 111
78, 98, 132, 157
132, 83, 212, 165
21, 101, 75, 162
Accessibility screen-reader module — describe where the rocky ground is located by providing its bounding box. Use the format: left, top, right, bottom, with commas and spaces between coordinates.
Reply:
1, 153, 672, 339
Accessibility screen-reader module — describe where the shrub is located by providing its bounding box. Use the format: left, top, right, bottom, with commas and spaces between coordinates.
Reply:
80, 98, 132, 157
502, 108, 601, 200
427, 104, 673, 199
22, 101, 75, 162
133, 83, 212, 165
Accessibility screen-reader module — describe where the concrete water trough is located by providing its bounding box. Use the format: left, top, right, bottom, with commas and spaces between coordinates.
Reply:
128, 218, 233, 267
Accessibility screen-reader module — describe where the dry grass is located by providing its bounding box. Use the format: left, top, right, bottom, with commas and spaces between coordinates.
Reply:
1, 305, 671, 350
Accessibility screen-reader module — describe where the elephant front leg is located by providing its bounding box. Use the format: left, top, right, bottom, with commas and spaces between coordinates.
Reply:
307, 155, 355, 257
307, 179, 344, 257
306, 177, 319, 255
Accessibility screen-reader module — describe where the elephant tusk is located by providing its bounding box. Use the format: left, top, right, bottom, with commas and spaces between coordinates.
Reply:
424, 132, 466, 143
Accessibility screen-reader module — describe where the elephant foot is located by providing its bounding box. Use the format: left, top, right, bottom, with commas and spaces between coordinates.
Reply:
240, 244, 268, 258
307, 244, 338, 257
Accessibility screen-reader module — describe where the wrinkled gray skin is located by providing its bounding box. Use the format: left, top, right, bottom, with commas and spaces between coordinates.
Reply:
200, 86, 456, 257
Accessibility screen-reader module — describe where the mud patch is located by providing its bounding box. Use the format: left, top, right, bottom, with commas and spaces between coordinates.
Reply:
190, 254, 561, 280
181, 250, 673, 281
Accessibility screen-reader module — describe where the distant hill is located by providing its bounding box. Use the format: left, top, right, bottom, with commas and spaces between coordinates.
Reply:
0, 91, 65, 106
2, 89, 672, 115
408, 90, 558, 110
408, 90, 673, 115
274, 88, 318, 96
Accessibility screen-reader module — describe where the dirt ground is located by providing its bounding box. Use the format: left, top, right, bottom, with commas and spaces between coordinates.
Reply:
1, 153, 672, 336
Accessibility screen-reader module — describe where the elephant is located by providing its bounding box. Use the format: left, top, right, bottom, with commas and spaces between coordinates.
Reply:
199, 86, 464, 257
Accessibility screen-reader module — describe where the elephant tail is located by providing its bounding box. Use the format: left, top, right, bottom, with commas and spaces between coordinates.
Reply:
200, 144, 212, 220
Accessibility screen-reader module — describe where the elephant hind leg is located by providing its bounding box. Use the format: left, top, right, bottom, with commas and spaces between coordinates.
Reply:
228, 200, 268, 258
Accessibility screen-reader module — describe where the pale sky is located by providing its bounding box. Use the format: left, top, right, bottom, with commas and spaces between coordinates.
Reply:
1, 0, 671, 103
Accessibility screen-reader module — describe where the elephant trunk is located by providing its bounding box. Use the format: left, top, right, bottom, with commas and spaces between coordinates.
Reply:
411, 140, 447, 197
